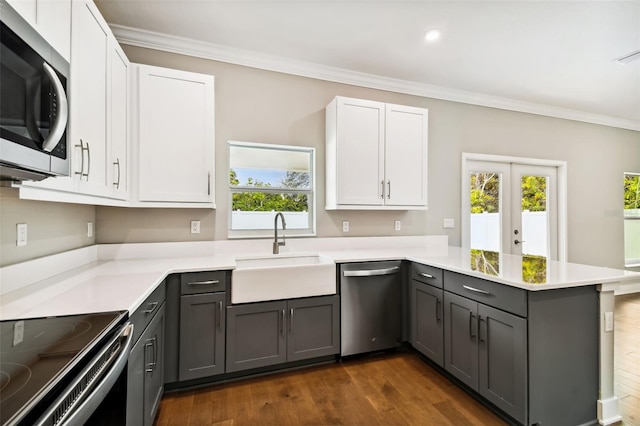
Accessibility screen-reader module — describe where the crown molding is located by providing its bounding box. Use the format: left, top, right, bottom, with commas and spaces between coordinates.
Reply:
111, 24, 640, 132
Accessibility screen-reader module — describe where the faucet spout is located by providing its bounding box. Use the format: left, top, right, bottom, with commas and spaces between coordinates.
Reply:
273, 212, 287, 254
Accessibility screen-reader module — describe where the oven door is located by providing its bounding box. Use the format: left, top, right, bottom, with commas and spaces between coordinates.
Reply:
34, 323, 134, 426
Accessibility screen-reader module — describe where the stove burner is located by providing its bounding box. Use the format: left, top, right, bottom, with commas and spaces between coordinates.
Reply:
0, 362, 32, 402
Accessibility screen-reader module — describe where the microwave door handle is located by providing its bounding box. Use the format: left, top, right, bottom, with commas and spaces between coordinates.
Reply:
41, 62, 69, 153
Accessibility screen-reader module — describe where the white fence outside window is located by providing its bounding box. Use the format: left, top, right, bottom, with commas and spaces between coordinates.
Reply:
231, 211, 309, 230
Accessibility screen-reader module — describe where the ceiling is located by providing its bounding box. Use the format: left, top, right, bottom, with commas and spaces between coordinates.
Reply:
95, 0, 640, 130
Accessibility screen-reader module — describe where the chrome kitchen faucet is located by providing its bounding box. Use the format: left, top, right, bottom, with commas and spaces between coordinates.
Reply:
273, 212, 286, 254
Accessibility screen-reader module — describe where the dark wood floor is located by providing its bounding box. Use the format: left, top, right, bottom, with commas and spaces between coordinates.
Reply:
615, 293, 640, 426
155, 352, 507, 425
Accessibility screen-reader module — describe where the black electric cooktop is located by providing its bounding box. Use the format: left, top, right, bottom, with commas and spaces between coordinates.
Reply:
0, 311, 127, 425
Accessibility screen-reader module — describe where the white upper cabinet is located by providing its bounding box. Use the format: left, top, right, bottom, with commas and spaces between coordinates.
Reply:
108, 44, 130, 200
7, 0, 71, 61
325, 96, 428, 210
132, 64, 215, 207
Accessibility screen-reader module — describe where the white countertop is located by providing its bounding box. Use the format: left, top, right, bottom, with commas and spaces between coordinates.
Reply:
1, 236, 638, 320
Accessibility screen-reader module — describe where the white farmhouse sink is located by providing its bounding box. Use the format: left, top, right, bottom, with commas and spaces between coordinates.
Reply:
232, 254, 336, 304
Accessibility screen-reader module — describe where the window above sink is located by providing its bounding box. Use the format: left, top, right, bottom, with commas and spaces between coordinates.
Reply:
228, 141, 316, 239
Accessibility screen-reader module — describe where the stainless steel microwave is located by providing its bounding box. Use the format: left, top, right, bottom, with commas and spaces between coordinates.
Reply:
0, 1, 70, 181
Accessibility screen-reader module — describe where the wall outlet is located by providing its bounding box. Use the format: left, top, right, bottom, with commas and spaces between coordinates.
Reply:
13, 321, 24, 346
87, 222, 94, 238
604, 311, 614, 332
443, 218, 455, 229
394, 220, 401, 231
190, 220, 201, 234
342, 220, 350, 232
16, 223, 27, 247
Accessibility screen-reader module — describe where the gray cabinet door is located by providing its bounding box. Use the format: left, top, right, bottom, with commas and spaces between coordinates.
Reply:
179, 292, 226, 381
410, 281, 444, 366
444, 291, 479, 390
478, 303, 527, 425
226, 301, 287, 372
287, 295, 340, 362
127, 303, 165, 426
144, 304, 165, 426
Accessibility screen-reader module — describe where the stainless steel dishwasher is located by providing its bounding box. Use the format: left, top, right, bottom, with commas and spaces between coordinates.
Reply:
340, 261, 403, 356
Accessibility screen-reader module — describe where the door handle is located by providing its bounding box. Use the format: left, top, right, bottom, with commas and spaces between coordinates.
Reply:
514, 239, 525, 245
343, 266, 400, 277
469, 312, 476, 338
387, 180, 391, 199
113, 158, 121, 189
436, 298, 441, 321
289, 308, 294, 335
478, 315, 486, 342
218, 301, 223, 331
41, 62, 69, 152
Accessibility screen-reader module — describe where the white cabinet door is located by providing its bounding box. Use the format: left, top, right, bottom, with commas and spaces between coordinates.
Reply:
136, 65, 215, 204
385, 103, 428, 207
326, 96, 428, 210
7, 0, 71, 61
108, 44, 130, 200
334, 97, 385, 206
70, 0, 109, 197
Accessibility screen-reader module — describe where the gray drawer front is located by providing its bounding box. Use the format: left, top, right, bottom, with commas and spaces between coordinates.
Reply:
412, 263, 443, 288
444, 271, 527, 317
130, 281, 166, 344
180, 271, 227, 295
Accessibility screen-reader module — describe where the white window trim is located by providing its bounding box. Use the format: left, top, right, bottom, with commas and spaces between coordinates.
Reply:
461, 153, 568, 262
228, 141, 316, 239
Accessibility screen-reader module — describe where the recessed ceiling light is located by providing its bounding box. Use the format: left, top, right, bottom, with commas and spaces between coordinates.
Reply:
425, 30, 441, 42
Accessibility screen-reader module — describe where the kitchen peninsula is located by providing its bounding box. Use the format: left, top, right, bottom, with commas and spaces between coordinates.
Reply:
1, 236, 639, 425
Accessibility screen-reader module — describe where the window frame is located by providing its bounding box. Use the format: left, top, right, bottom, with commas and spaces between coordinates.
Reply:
624, 172, 640, 267
227, 141, 316, 239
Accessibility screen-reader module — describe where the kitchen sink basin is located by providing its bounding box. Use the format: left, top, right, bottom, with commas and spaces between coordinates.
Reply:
232, 254, 336, 303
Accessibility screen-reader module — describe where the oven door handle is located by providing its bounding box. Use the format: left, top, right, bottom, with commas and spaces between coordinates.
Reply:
41, 61, 69, 153
36, 322, 134, 426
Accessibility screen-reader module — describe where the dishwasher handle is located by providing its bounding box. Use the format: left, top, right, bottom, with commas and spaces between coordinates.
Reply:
343, 266, 400, 277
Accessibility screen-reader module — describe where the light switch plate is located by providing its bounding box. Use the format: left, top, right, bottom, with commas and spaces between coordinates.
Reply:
604, 311, 614, 332
16, 223, 27, 247
13, 321, 24, 346
87, 222, 94, 237
443, 218, 455, 229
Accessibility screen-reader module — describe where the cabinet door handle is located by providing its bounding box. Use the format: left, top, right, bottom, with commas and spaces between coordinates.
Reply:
113, 158, 121, 189
75, 140, 88, 179
152, 336, 158, 370
280, 309, 285, 336
387, 180, 391, 199
462, 285, 491, 295
207, 171, 211, 196
145, 340, 154, 373
380, 180, 385, 199
289, 308, 294, 335
469, 312, 476, 338
478, 315, 486, 342
187, 280, 220, 286
218, 301, 223, 331
420, 273, 435, 279
143, 301, 158, 314
436, 298, 441, 321
85, 141, 91, 180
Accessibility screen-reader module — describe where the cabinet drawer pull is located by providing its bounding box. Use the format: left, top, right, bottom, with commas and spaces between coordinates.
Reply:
218, 301, 223, 331
419, 273, 435, 279
143, 301, 158, 314
187, 280, 220, 286
462, 285, 491, 295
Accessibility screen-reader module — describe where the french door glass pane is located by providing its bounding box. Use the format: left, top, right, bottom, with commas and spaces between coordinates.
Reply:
469, 172, 501, 252
519, 175, 548, 257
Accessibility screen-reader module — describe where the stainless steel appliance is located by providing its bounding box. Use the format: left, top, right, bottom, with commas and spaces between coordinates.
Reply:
0, 0, 70, 181
340, 261, 403, 356
0, 312, 133, 426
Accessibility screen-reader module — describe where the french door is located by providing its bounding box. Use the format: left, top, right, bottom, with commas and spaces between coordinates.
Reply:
462, 157, 561, 260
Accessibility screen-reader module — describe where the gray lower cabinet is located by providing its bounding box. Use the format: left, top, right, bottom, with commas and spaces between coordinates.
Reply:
179, 291, 226, 380
443, 270, 598, 426
444, 290, 527, 424
127, 302, 165, 426
409, 280, 444, 366
226, 295, 340, 373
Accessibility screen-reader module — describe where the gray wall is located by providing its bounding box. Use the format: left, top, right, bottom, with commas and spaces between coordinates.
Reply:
1, 45, 638, 269
0, 187, 96, 266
